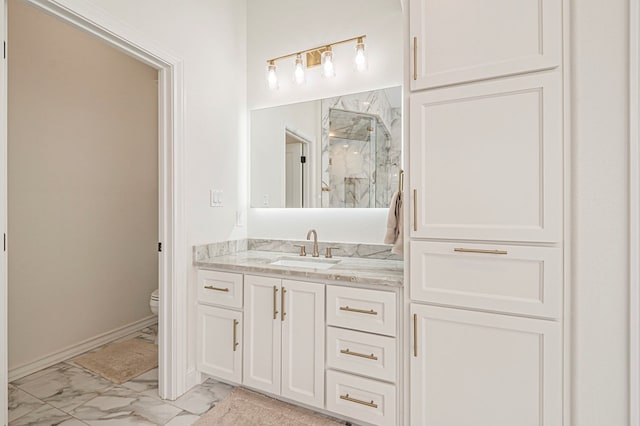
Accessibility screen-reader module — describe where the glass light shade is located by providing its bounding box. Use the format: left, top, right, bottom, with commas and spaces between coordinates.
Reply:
266, 62, 278, 90
294, 54, 305, 85
354, 40, 367, 72
321, 49, 336, 78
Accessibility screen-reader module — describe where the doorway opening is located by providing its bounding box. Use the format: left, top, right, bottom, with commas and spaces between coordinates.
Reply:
0, 0, 187, 423
285, 129, 311, 208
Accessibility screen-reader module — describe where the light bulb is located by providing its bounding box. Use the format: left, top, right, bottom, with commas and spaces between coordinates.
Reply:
321, 48, 335, 78
266, 61, 278, 90
354, 38, 367, 72
294, 54, 305, 85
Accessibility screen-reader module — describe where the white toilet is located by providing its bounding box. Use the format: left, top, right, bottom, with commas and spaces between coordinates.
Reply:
149, 289, 159, 316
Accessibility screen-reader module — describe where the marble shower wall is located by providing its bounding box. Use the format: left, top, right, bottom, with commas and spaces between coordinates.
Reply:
375, 107, 402, 207
321, 87, 402, 208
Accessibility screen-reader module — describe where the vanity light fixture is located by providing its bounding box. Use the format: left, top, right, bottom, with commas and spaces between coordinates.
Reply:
266, 60, 278, 90
265, 35, 367, 90
354, 37, 367, 72
321, 46, 336, 78
294, 54, 305, 85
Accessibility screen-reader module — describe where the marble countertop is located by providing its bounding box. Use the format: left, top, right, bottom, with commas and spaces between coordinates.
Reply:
194, 250, 404, 287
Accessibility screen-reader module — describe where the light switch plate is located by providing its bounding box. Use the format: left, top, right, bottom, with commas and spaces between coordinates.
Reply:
210, 189, 223, 207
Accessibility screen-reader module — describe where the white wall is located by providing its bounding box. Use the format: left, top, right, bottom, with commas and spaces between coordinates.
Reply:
571, 0, 630, 424
47, 0, 248, 379
8, 0, 158, 369
250, 101, 320, 208
247, 0, 402, 243
69, 0, 249, 247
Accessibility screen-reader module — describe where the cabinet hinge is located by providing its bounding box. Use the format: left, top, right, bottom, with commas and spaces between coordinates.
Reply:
300, 155, 306, 164
158, 242, 162, 253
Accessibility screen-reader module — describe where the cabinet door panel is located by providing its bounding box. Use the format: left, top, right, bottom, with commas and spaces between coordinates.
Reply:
410, 73, 562, 242
196, 306, 242, 384
281, 280, 325, 408
410, 304, 562, 426
243, 275, 281, 394
410, 0, 561, 89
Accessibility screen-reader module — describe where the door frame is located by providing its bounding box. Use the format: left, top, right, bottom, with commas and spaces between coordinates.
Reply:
631, 0, 639, 424
0, 1, 188, 421
0, 0, 7, 423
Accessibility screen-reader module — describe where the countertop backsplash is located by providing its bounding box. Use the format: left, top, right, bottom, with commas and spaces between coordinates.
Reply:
194, 238, 402, 262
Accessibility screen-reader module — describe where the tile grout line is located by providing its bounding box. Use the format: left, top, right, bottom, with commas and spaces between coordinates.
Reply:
9, 328, 159, 425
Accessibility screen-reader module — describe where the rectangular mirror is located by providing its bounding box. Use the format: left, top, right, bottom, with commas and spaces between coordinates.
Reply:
250, 86, 402, 208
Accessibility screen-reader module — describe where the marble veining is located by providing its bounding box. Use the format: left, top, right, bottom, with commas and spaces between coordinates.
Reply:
8, 385, 46, 423
194, 250, 403, 287
321, 87, 402, 208
8, 326, 235, 426
193, 239, 249, 262
247, 239, 402, 260
167, 379, 234, 415
16, 364, 114, 413
70, 387, 183, 425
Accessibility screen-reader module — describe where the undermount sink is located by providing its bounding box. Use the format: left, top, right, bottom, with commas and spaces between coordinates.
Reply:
270, 256, 341, 270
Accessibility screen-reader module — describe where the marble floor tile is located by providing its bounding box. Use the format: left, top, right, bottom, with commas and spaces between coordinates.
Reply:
136, 333, 157, 344
164, 412, 200, 426
9, 403, 88, 426
167, 379, 233, 415
8, 384, 47, 423
121, 368, 158, 398
70, 386, 182, 425
11, 363, 73, 387
17, 365, 113, 412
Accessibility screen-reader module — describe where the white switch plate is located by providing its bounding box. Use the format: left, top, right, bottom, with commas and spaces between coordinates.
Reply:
210, 189, 223, 207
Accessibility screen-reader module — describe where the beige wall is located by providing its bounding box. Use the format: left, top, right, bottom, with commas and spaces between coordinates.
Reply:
8, 0, 158, 370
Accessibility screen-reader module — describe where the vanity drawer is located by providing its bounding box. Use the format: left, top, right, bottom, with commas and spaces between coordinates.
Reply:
327, 327, 396, 383
410, 241, 562, 318
197, 270, 243, 309
326, 286, 397, 337
326, 370, 396, 426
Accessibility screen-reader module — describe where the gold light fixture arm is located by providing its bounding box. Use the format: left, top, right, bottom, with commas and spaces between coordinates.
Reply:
266, 35, 367, 65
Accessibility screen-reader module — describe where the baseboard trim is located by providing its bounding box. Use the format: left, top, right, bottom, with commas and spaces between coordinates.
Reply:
9, 316, 158, 382
185, 368, 202, 392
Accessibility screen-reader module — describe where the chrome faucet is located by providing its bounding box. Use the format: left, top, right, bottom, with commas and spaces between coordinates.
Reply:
306, 229, 319, 257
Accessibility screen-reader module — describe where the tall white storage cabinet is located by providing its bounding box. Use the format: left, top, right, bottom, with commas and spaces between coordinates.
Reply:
407, 1, 566, 425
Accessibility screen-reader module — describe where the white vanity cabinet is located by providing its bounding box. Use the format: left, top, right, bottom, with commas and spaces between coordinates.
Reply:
243, 275, 325, 409
196, 270, 244, 384
409, 0, 561, 90
195, 266, 401, 424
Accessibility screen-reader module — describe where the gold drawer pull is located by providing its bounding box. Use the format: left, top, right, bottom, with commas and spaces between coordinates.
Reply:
273, 286, 279, 320
413, 36, 418, 81
340, 349, 378, 361
281, 287, 287, 321
413, 313, 418, 357
454, 248, 508, 255
340, 306, 377, 315
204, 286, 229, 292
232, 319, 239, 352
340, 394, 378, 409
413, 189, 418, 232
